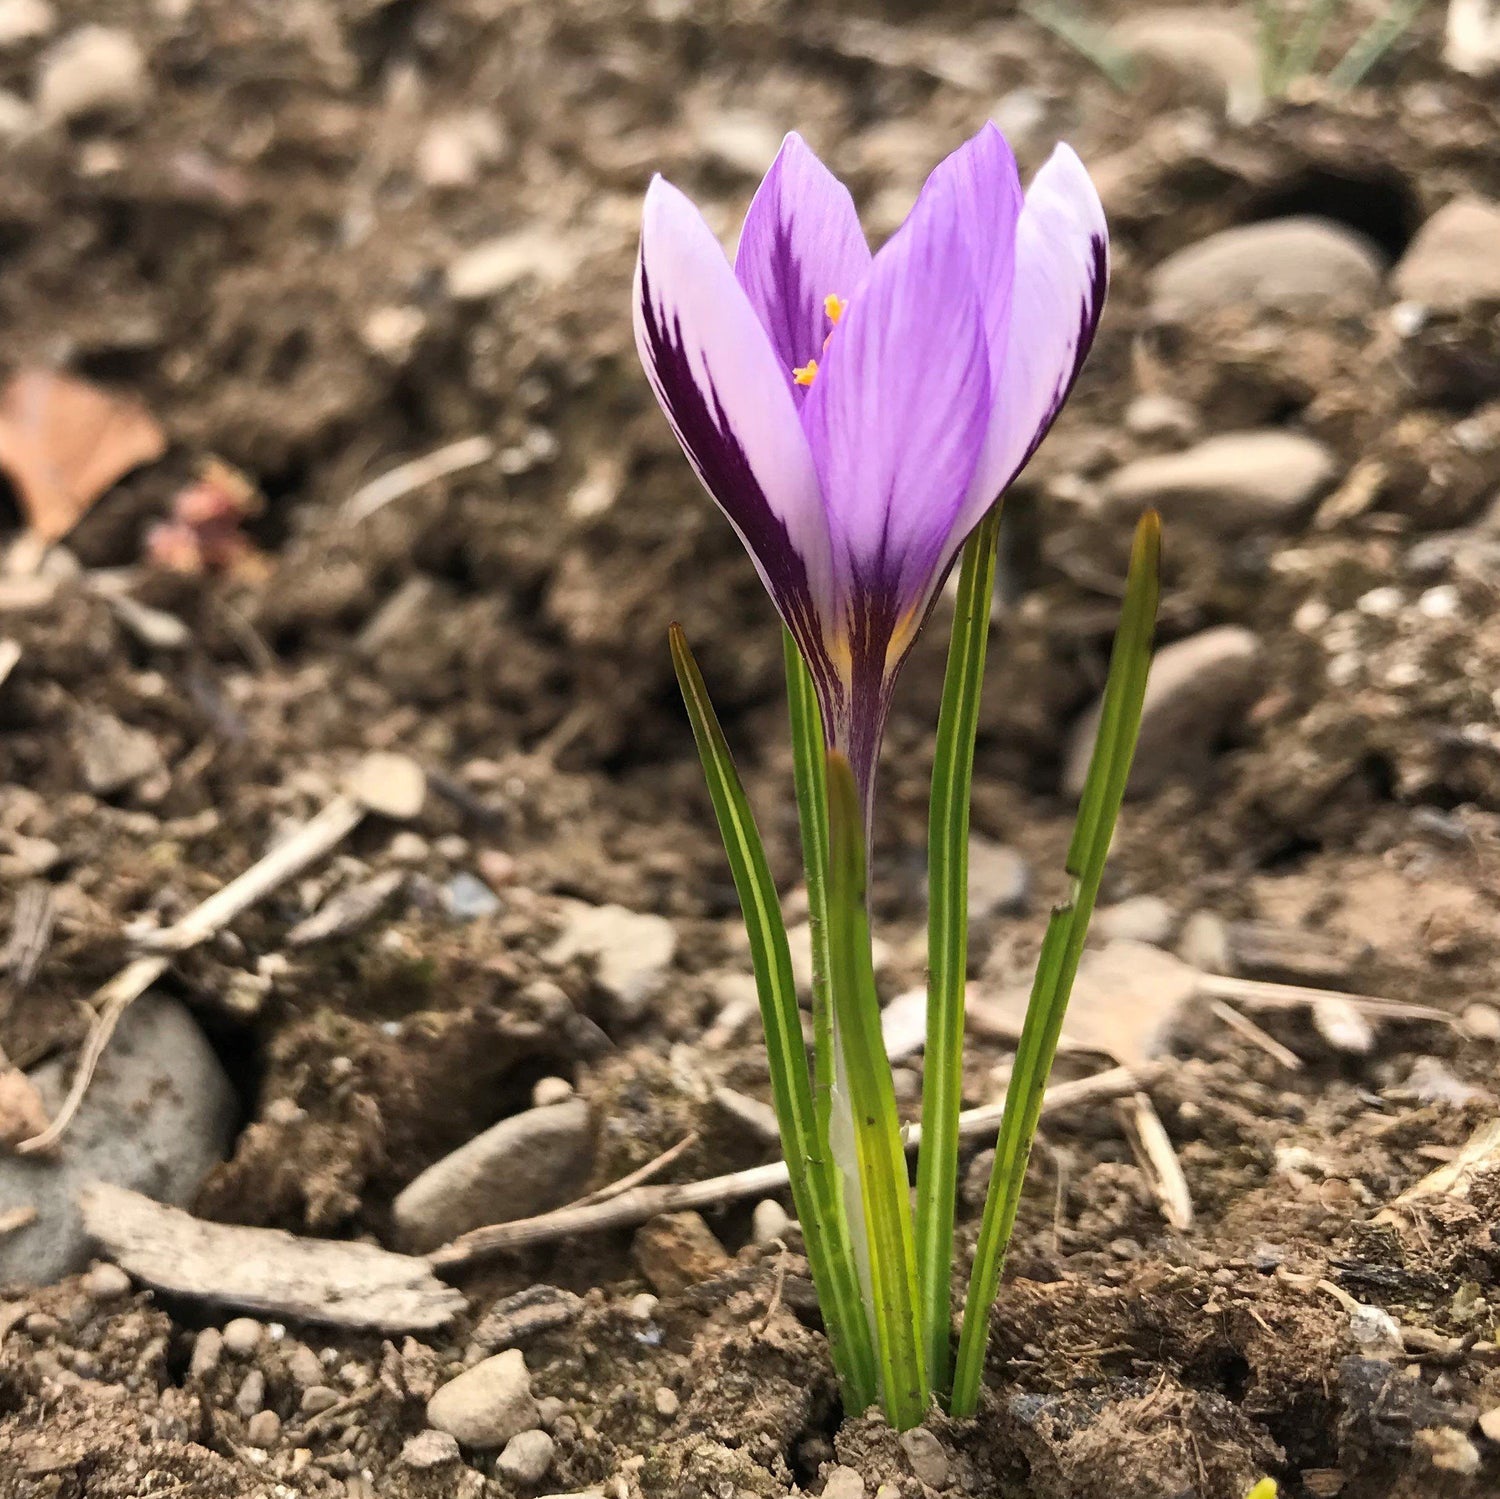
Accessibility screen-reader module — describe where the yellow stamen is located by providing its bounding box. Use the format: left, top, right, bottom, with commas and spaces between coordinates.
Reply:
793, 359, 819, 386
824, 293, 847, 324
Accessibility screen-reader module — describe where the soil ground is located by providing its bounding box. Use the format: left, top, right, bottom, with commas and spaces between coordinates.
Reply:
1, 1, 1500, 1496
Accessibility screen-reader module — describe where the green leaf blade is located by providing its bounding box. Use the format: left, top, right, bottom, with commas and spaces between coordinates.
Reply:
825, 750, 929, 1429
949, 511, 1161, 1417
670, 626, 878, 1412
916, 507, 1001, 1402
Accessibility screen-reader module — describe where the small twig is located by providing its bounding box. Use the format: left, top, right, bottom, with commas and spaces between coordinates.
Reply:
138, 795, 366, 954
340, 436, 494, 525
19, 789, 372, 1154
0, 638, 19, 690
754, 1242, 790, 1335
0, 880, 55, 996
1196, 973, 1454, 1027
429, 1063, 1159, 1269
1207, 998, 1304, 1071
572, 1132, 700, 1209
0, 1205, 37, 1237
1115, 1091, 1193, 1232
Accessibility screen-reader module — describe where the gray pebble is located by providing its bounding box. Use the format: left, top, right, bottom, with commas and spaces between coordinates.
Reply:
222, 1317, 263, 1355
823, 1466, 865, 1499
535, 1395, 565, 1428
0, 996, 235, 1284
497, 1427, 555, 1485
81, 1261, 131, 1301
285, 1342, 323, 1388
234, 1368, 265, 1418
189, 1327, 222, 1380
245, 1409, 280, 1449
900, 1427, 950, 1488
751, 1198, 791, 1247
530, 1076, 574, 1108
426, 1348, 540, 1449
401, 1428, 462, 1469
300, 1384, 341, 1414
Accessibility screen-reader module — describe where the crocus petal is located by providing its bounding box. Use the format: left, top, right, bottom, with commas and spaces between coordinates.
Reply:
734, 133, 873, 404
955, 143, 1109, 536
806, 176, 991, 624
803, 174, 991, 803
634, 175, 835, 645
915, 121, 1023, 389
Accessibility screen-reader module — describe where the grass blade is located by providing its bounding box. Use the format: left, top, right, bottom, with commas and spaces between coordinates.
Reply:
784, 632, 837, 1189
950, 511, 1161, 1417
1326, 0, 1422, 90
825, 750, 928, 1428
670, 626, 878, 1411
916, 507, 1001, 1402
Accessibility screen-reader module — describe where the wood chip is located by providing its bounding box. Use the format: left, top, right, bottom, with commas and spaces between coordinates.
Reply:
1378, 1118, 1500, 1222
0, 369, 166, 542
286, 870, 405, 946
1116, 1090, 1193, 1231
79, 1182, 467, 1331
0, 879, 54, 993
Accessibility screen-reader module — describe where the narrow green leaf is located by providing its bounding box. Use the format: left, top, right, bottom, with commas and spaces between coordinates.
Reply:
670, 626, 878, 1411
1326, 0, 1421, 90
784, 632, 836, 1182
825, 750, 929, 1429
950, 511, 1161, 1418
1277, 0, 1339, 89
916, 507, 1000, 1402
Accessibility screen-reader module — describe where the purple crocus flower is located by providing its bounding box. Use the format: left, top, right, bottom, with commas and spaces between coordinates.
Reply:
635, 123, 1106, 816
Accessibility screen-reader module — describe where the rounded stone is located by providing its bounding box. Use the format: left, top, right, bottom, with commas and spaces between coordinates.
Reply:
222, 1317, 263, 1355
497, 1427, 555, 1485
401, 1428, 462, 1469
426, 1348, 540, 1449
81, 1261, 131, 1301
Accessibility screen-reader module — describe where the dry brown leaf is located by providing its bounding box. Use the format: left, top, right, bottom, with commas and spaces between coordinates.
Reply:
0, 369, 166, 542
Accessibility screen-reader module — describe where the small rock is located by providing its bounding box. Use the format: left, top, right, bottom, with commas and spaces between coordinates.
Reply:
469, 1285, 584, 1356
1446, 0, 1500, 76
387, 830, 429, 864
1124, 393, 1199, 443
1102, 431, 1337, 532
880, 987, 929, 1062
300, 1385, 340, 1415
654, 1385, 680, 1417
751, 1198, 791, 1247
823, 1466, 865, 1499
287, 871, 404, 947
427, 1348, 540, 1449
72, 708, 164, 795
627, 1292, 659, 1321
346, 751, 426, 820
1461, 1002, 1500, 1040
1417, 1426, 1481, 1475
1178, 911, 1232, 974
1109, 9, 1262, 123
1311, 996, 1376, 1056
899, 1427, 950, 1488
1064, 627, 1265, 797
0, 89, 34, 138
1478, 1406, 1500, 1443
497, 1427, 556, 1485
1403, 1056, 1489, 1108
447, 231, 579, 301
245, 1409, 281, 1449
81, 1261, 130, 1300
445, 872, 500, 922
535, 1395, 565, 1427
1348, 1303, 1404, 1360
1095, 895, 1175, 947
713, 1085, 780, 1145
967, 838, 1030, 918
0, 996, 235, 1283
1392, 196, 1500, 313
696, 109, 781, 177
1149, 217, 1384, 322
415, 110, 506, 189
531, 1076, 574, 1108
545, 902, 676, 1023
235, 1368, 266, 1418
633, 1211, 731, 1294
189, 1327, 222, 1379
394, 1099, 594, 1253
402, 1428, 462, 1469
36, 25, 147, 123
284, 1342, 324, 1388
222, 1317, 263, 1355
0, 0, 53, 48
